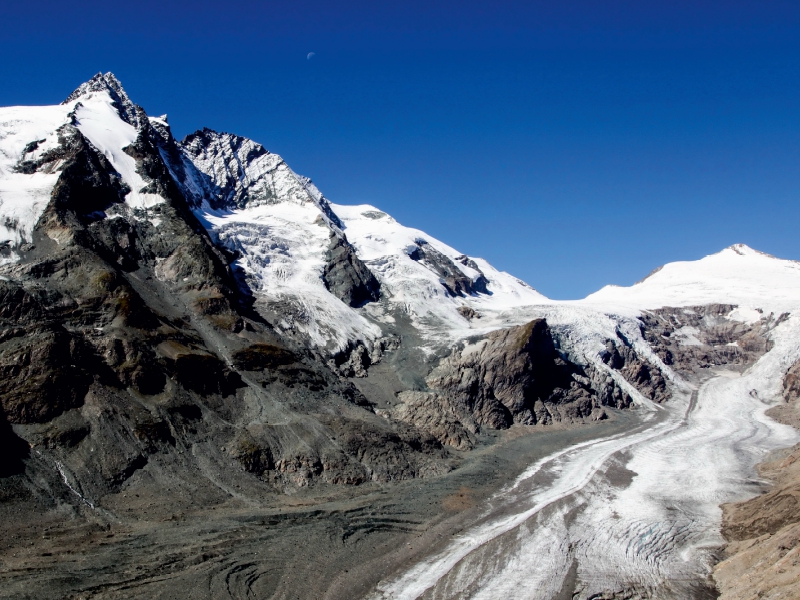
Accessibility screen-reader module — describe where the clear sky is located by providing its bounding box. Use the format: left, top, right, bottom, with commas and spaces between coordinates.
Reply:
2, 1, 799, 299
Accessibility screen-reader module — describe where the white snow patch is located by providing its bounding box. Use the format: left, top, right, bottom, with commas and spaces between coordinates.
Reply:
73, 92, 165, 210
583, 244, 800, 314
0, 104, 73, 251
196, 202, 380, 351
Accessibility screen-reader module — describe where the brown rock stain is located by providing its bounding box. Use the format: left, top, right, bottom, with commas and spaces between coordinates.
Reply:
442, 487, 475, 512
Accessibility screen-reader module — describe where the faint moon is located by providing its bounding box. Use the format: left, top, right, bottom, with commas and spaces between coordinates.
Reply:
307, 52, 315, 60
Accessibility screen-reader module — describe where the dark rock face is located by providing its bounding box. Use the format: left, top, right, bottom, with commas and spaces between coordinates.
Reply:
639, 304, 778, 373
0, 321, 97, 423
0, 409, 29, 477
601, 337, 669, 403
390, 320, 611, 447
408, 240, 486, 297
784, 359, 800, 402
321, 233, 381, 307
430, 320, 601, 427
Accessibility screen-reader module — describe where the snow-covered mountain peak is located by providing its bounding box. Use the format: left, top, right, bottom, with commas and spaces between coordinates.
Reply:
0, 103, 75, 255
582, 244, 800, 313
725, 243, 774, 258
62, 72, 142, 129
179, 128, 341, 225
0, 74, 171, 260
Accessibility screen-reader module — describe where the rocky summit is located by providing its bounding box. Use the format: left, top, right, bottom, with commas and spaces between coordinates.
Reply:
1, 73, 799, 600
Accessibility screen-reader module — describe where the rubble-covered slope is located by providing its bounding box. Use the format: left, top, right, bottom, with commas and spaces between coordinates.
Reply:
712, 360, 800, 600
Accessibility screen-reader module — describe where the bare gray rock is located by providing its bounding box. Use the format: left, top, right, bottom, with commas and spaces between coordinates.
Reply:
408, 239, 486, 297
321, 233, 381, 307
601, 337, 669, 403
389, 391, 478, 450
639, 304, 780, 372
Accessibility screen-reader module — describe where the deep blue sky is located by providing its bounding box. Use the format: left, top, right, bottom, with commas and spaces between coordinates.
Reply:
2, 1, 799, 298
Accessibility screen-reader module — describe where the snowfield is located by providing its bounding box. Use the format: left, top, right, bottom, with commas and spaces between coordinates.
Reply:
73, 93, 167, 211
583, 243, 800, 314
0, 104, 74, 256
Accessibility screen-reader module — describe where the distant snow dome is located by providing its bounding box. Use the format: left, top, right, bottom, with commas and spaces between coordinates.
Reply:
582, 244, 800, 313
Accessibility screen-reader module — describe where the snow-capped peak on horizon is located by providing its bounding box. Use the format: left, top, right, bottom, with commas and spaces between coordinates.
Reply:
724, 243, 777, 258
581, 243, 800, 313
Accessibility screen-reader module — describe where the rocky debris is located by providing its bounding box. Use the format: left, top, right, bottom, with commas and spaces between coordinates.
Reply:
327, 342, 366, 380
601, 337, 669, 403
230, 430, 275, 475
712, 360, 800, 599
388, 391, 478, 450
408, 239, 486, 297
327, 336, 401, 379
639, 304, 778, 372
321, 233, 381, 307
457, 305, 478, 320
370, 335, 401, 364
714, 443, 800, 599
720, 447, 800, 544
572, 362, 635, 413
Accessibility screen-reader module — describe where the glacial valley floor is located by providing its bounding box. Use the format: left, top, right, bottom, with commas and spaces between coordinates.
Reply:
0, 410, 640, 600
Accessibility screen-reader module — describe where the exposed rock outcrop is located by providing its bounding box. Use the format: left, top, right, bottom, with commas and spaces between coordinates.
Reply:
601, 337, 669, 403
639, 304, 778, 372
389, 320, 611, 447
408, 239, 487, 297
322, 233, 381, 307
